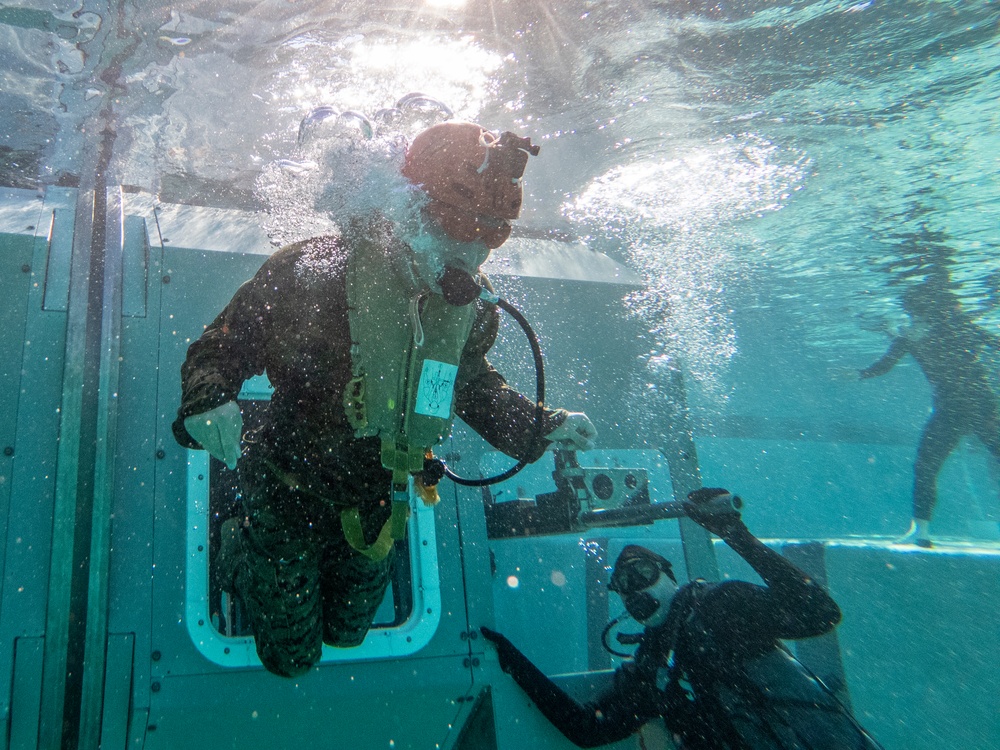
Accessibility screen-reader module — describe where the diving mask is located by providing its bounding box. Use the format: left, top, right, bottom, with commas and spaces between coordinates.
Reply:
609, 555, 674, 595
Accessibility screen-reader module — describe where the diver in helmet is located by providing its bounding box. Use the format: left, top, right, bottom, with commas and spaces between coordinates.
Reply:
482, 488, 884, 750
173, 121, 597, 678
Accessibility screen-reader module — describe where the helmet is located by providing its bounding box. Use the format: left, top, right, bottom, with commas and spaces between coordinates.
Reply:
402, 121, 539, 249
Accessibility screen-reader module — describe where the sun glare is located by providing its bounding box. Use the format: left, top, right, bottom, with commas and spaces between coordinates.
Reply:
348, 36, 502, 114
273, 33, 503, 127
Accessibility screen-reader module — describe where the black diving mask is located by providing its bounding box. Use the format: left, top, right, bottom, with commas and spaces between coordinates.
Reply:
609, 557, 672, 594
611, 556, 677, 624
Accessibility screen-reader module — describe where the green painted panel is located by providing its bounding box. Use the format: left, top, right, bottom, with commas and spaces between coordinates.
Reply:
100, 634, 136, 750
0, 231, 32, 632
9, 636, 44, 750
0, 233, 32, 451
41, 208, 74, 312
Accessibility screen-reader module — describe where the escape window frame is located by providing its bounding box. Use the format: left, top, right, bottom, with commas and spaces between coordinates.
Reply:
183, 374, 442, 667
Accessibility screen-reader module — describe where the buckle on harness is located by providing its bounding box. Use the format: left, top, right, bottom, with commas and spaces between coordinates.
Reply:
344, 375, 368, 430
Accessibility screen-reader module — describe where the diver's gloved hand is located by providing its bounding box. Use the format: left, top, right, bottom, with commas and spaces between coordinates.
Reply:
184, 401, 243, 470
683, 487, 744, 538
480, 626, 520, 674
546, 412, 598, 451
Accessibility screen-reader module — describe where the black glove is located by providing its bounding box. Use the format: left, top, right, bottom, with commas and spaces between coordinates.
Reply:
683, 487, 744, 538
480, 626, 519, 674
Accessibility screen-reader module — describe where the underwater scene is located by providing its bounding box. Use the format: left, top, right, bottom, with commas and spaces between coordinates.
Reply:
0, 1, 998, 749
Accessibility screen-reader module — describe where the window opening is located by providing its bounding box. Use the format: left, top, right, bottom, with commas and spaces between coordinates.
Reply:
184, 375, 441, 666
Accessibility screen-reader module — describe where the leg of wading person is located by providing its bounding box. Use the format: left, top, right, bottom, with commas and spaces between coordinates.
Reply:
972, 399, 1000, 467
912, 408, 962, 525
898, 408, 961, 547
234, 465, 326, 678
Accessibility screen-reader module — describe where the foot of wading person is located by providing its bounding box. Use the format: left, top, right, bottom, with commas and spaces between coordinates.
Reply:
895, 518, 932, 548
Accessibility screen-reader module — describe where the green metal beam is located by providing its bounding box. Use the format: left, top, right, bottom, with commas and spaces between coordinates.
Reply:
39, 189, 95, 750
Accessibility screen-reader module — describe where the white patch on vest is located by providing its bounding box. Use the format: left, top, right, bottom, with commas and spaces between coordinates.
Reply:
414, 359, 459, 418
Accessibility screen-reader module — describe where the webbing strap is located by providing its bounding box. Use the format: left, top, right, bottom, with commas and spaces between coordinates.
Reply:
381, 436, 425, 484
340, 500, 410, 561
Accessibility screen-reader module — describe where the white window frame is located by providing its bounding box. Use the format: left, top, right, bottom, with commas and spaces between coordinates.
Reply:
183, 375, 442, 667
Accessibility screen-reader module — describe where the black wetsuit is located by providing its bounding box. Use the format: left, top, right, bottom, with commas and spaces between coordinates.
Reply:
862, 316, 1000, 522
487, 526, 881, 749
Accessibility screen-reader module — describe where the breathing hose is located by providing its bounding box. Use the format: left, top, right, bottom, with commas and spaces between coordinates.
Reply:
433, 267, 547, 487
601, 613, 643, 658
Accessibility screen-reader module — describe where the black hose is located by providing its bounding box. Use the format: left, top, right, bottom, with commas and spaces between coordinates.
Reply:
443, 295, 546, 487
601, 613, 642, 658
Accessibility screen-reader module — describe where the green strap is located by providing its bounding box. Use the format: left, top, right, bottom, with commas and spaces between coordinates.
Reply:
340, 500, 411, 561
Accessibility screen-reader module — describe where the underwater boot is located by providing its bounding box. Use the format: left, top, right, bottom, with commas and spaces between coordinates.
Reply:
213, 517, 248, 637
215, 517, 245, 593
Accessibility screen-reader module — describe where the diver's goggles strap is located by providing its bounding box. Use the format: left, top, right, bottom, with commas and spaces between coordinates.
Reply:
340, 500, 410, 561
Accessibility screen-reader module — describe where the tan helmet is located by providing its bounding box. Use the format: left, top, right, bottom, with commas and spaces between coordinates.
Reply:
402, 121, 539, 248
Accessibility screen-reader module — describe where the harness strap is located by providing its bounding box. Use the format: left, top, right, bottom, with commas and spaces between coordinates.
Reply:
381, 437, 426, 484
263, 457, 412, 562
340, 499, 410, 561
